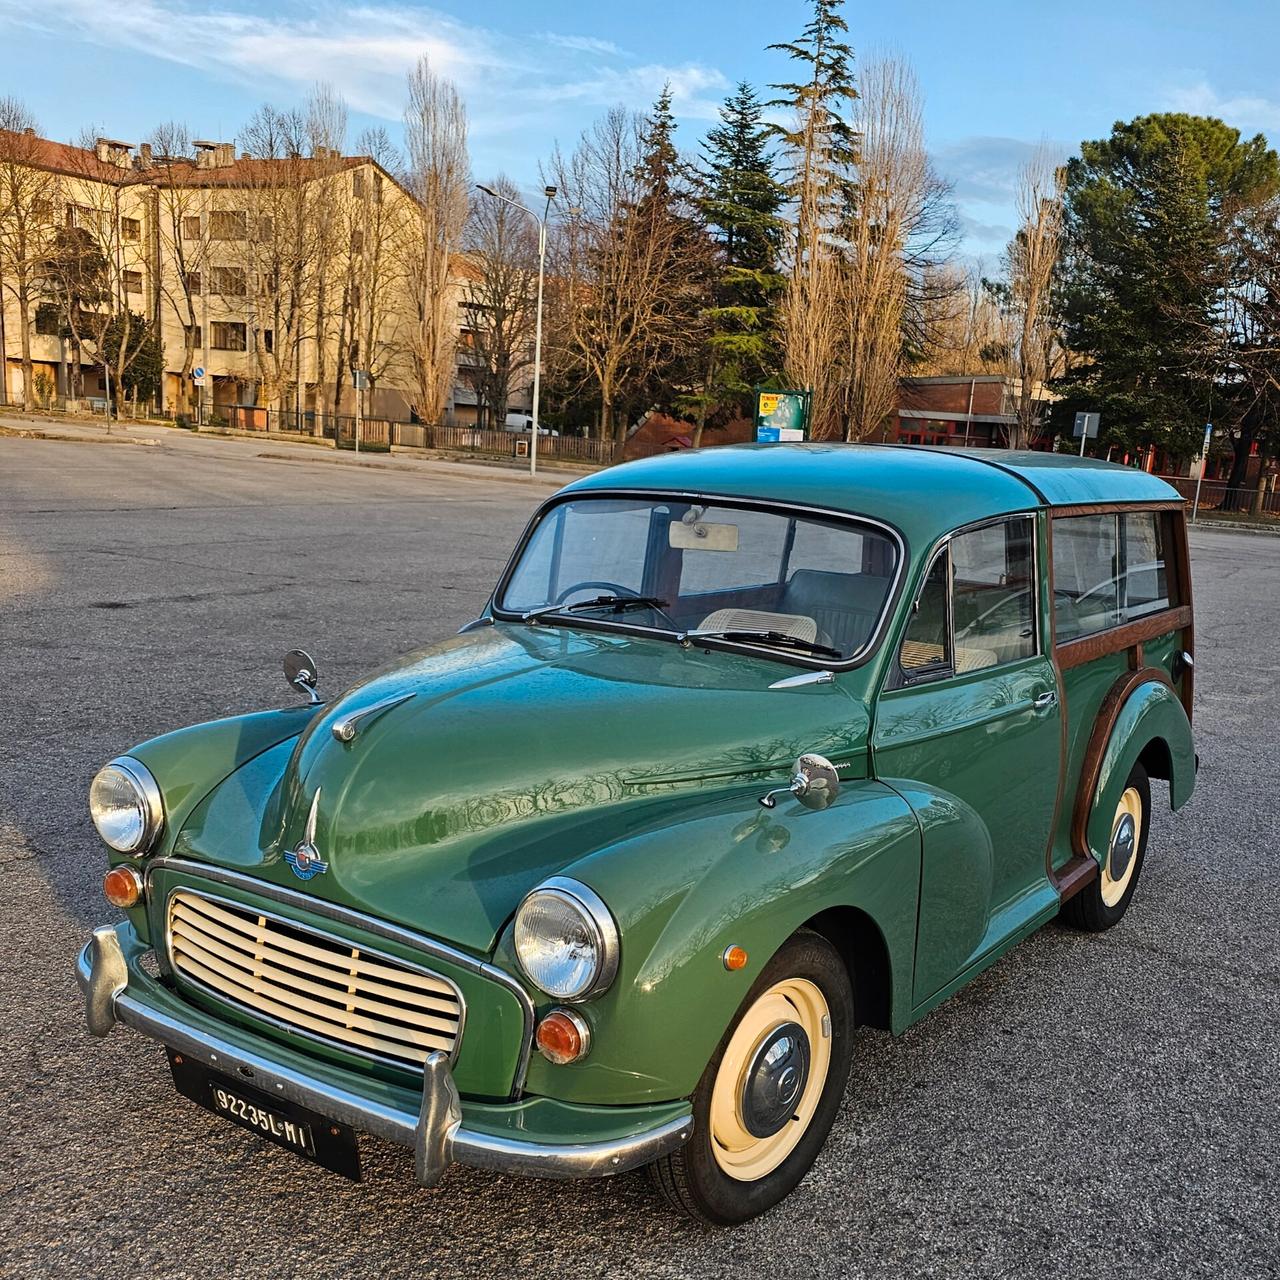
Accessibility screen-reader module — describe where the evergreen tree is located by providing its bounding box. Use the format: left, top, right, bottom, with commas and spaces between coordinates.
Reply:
1057, 113, 1279, 461
767, 0, 859, 435
697, 82, 786, 433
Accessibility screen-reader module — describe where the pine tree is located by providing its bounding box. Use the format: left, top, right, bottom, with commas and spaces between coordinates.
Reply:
696, 82, 786, 436
767, 0, 859, 436
1057, 113, 1280, 462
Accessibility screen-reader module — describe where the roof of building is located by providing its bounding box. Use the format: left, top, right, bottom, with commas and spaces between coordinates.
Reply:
0, 129, 126, 182
564, 443, 1182, 550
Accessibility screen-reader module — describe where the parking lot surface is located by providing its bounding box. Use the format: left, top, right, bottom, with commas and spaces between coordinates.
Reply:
1, 435, 1276, 1278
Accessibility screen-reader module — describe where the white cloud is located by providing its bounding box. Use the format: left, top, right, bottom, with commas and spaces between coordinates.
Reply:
0, 0, 729, 135
1163, 79, 1280, 134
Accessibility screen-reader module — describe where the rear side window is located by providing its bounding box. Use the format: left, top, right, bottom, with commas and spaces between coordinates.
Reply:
1052, 511, 1174, 642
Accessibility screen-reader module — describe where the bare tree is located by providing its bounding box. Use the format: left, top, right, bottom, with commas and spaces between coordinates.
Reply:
1001, 147, 1066, 447
403, 55, 469, 423
0, 99, 61, 407
147, 122, 210, 416
836, 56, 958, 441
545, 104, 708, 445
462, 175, 538, 425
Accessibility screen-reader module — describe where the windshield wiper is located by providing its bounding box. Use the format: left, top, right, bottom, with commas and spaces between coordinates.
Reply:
522, 595, 670, 623
681, 628, 843, 660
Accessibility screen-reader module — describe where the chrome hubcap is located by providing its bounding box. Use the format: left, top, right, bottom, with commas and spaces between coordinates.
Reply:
1110, 812, 1136, 883
740, 1022, 811, 1139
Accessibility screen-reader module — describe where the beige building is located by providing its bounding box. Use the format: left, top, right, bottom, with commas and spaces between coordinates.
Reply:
0, 129, 515, 427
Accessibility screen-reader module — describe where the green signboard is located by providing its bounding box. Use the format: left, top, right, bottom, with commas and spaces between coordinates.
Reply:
754, 387, 811, 442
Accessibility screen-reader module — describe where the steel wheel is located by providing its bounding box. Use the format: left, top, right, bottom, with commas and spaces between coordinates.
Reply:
708, 977, 832, 1181
1101, 785, 1143, 907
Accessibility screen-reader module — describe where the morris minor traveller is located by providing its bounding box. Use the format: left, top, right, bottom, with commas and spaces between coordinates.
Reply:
77, 445, 1197, 1225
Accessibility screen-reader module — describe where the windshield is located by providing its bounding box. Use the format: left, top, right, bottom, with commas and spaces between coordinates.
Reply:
497, 496, 900, 664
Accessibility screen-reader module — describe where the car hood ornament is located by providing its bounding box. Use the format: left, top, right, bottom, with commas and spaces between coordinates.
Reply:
284, 788, 329, 881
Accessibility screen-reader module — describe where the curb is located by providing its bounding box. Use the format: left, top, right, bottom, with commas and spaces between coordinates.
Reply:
1191, 518, 1280, 536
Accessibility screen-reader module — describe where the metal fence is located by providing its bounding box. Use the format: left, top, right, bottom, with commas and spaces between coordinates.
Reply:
213, 406, 613, 466
1157, 474, 1279, 519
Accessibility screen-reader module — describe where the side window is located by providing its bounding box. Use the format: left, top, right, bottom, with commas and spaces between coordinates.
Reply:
950, 517, 1036, 670
1053, 511, 1174, 642
1120, 512, 1171, 621
899, 551, 950, 676
1052, 515, 1118, 641
900, 516, 1036, 681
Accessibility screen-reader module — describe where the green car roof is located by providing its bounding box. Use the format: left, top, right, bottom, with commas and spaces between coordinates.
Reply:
565, 444, 1182, 549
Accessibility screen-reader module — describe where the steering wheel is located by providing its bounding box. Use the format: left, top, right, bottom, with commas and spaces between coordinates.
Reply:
554, 581, 637, 605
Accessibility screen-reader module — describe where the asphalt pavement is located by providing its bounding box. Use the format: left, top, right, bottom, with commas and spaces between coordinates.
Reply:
1, 431, 1276, 1278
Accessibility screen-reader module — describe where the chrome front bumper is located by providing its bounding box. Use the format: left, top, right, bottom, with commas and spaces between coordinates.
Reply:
77, 923, 692, 1185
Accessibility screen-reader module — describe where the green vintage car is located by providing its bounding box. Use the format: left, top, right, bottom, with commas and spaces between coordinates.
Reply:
77, 445, 1197, 1225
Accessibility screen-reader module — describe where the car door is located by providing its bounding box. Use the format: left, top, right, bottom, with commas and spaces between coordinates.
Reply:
871, 514, 1063, 1006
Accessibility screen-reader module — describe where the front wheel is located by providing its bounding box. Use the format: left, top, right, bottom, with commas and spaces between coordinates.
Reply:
647, 930, 855, 1225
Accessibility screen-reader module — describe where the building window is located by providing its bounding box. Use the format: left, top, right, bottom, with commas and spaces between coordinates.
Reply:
123, 269, 143, 294
32, 198, 53, 220
185, 271, 202, 295
211, 321, 247, 351
182, 216, 202, 240
373, 171, 383, 204
263, 329, 274, 354
257, 215, 273, 240
352, 171, 364, 198
350, 228, 364, 255
209, 210, 247, 240
121, 217, 141, 242
35, 303, 61, 336
350, 284, 362, 311
184, 325, 202, 347
210, 265, 246, 297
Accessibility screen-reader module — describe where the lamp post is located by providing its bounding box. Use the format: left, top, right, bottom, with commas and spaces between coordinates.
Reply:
475, 183, 555, 477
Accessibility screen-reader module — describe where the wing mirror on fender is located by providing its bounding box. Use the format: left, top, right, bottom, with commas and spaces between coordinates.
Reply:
283, 648, 323, 706
759, 753, 841, 811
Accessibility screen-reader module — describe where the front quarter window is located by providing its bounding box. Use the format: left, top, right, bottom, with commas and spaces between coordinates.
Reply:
498, 495, 900, 665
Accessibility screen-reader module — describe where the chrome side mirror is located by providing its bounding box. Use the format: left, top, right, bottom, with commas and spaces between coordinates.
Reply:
283, 649, 322, 706
759, 753, 841, 811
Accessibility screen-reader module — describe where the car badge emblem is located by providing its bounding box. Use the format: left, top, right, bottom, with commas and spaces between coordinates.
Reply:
285, 788, 329, 881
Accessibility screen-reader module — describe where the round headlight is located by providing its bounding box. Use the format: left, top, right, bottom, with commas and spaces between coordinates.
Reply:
513, 878, 619, 1002
89, 757, 163, 854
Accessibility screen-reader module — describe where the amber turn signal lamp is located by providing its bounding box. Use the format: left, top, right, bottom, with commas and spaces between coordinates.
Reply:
103, 864, 144, 909
535, 1008, 591, 1065
722, 945, 749, 971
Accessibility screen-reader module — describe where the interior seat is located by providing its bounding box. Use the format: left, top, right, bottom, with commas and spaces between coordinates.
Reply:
778, 569, 889, 655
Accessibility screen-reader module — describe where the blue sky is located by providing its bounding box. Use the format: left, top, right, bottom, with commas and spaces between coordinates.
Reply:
2, 0, 1278, 260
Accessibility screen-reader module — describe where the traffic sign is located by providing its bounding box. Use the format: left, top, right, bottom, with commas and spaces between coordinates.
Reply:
1072, 411, 1100, 439
191, 366, 206, 387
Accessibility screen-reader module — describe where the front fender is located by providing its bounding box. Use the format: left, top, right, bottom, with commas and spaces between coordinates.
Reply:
108, 707, 319, 941
508, 780, 919, 1106
1085, 677, 1195, 861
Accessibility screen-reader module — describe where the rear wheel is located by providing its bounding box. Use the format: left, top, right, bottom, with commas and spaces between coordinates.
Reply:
648, 930, 854, 1225
1061, 763, 1150, 932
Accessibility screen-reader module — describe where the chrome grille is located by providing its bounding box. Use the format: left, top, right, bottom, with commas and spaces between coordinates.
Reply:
166, 890, 462, 1069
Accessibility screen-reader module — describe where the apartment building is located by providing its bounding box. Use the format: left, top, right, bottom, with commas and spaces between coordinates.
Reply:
0, 129, 513, 426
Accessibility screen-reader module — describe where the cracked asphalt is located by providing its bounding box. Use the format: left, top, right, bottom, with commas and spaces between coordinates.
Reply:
1, 432, 1276, 1279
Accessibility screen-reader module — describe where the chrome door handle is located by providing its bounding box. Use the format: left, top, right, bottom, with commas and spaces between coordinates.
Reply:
1032, 690, 1058, 713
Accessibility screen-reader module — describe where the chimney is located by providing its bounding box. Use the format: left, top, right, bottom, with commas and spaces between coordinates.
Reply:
23, 126, 35, 137
137, 142, 153, 169
193, 140, 217, 170
215, 142, 235, 168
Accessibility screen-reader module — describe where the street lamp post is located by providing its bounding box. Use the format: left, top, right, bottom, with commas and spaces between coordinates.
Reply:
475, 183, 555, 478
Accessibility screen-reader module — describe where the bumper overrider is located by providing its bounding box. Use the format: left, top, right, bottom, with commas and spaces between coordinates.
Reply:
76, 922, 692, 1185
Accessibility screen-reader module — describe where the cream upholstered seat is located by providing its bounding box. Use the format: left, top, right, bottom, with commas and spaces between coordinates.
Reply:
698, 608, 818, 643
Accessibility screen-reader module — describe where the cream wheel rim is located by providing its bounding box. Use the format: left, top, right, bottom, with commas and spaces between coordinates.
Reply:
708, 977, 832, 1181
1101, 786, 1143, 907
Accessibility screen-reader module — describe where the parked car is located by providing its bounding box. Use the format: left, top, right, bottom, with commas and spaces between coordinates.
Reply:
503, 413, 559, 436
77, 445, 1196, 1225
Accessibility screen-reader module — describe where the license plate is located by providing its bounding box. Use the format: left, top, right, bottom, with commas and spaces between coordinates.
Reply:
167, 1051, 362, 1181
